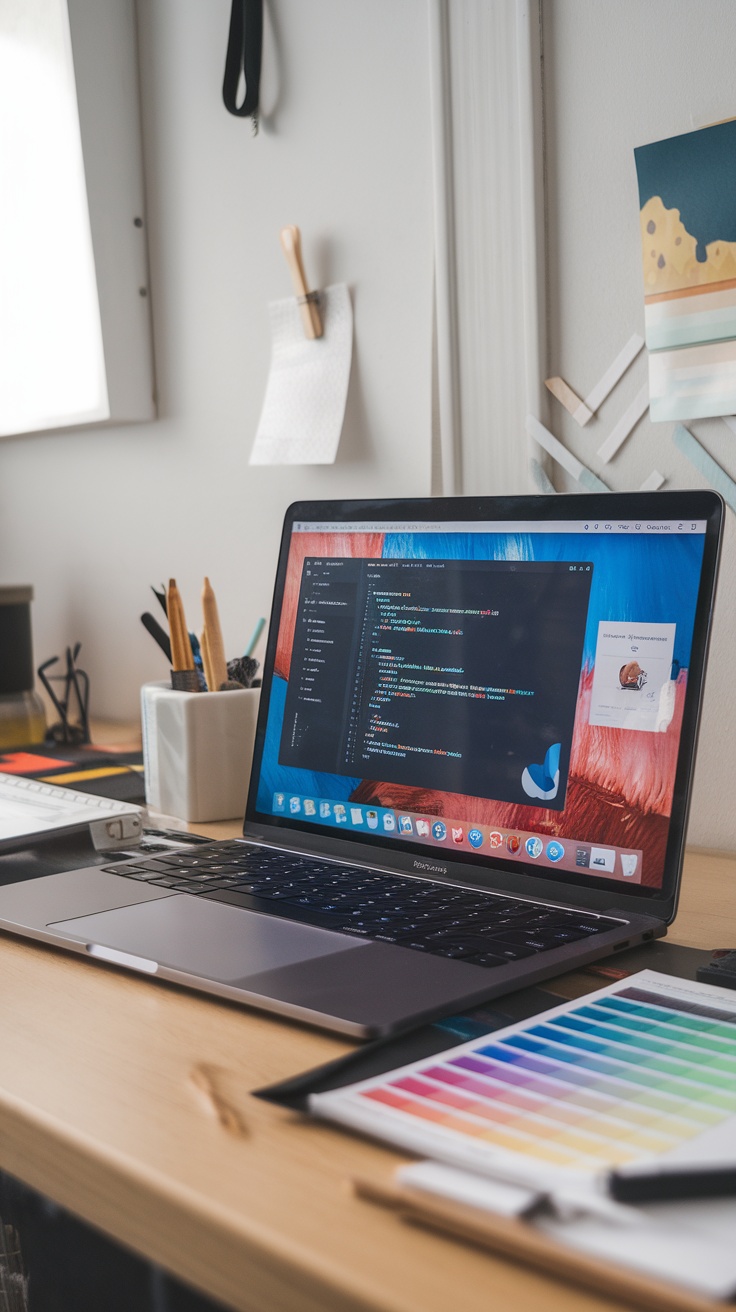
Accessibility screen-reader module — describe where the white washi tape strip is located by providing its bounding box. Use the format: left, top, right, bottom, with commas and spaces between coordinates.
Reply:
544, 334, 645, 429
526, 416, 609, 491
673, 423, 736, 513
639, 470, 665, 491
544, 377, 593, 426
597, 384, 650, 464
721, 416, 736, 437
584, 334, 645, 414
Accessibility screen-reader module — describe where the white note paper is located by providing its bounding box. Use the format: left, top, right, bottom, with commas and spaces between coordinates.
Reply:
250, 284, 353, 465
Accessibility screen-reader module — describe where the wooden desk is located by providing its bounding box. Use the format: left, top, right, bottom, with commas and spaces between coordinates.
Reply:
0, 844, 733, 1312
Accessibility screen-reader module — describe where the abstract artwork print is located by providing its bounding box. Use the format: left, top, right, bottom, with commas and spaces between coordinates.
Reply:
635, 118, 736, 421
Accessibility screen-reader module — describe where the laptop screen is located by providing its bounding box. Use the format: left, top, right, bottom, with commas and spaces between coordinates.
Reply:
247, 494, 721, 904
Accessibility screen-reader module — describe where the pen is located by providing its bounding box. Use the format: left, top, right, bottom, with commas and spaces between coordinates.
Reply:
608, 1162, 736, 1203
244, 617, 266, 658
141, 612, 172, 663
152, 584, 168, 617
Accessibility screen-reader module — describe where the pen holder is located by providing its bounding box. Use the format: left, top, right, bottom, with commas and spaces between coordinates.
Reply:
141, 681, 260, 822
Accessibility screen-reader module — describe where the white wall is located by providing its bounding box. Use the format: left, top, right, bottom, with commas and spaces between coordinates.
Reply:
0, 0, 434, 719
3, 0, 735, 853
540, 0, 736, 850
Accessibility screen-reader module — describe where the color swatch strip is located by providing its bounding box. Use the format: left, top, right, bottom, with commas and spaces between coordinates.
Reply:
354, 988, 736, 1172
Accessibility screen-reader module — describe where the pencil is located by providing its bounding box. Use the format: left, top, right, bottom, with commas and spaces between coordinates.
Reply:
201, 577, 228, 691
167, 579, 195, 671
200, 624, 217, 693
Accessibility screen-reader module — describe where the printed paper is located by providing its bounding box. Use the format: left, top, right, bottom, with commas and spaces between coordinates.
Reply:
589, 621, 676, 733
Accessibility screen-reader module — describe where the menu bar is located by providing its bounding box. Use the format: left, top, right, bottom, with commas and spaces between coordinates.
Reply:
293, 520, 708, 536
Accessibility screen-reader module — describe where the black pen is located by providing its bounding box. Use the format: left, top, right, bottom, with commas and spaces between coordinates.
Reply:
151, 584, 168, 617
141, 612, 172, 663
609, 1162, 736, 1203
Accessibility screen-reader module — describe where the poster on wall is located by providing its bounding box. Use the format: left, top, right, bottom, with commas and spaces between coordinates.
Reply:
635, 118, 736, 422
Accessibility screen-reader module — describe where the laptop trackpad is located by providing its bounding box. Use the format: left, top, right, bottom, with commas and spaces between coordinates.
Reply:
50, 895, 368, 982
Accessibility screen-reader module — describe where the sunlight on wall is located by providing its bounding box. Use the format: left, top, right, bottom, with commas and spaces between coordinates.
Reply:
0, 0, 108, 436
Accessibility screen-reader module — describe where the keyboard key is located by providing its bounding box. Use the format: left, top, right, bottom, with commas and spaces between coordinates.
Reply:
111, 869, 157, 881
131, 859, 182, 874
484, 943, 539, 960
173, 872, 228, 883
103, 865, 149, 876
153, 856, 207, 868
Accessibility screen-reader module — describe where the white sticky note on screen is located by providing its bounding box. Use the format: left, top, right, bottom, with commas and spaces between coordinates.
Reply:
250, 284, 353, 465
588, 621, 676, 733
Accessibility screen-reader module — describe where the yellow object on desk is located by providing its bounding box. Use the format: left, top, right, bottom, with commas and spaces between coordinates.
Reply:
0, 691, 45, 748
0, 585, 46, 746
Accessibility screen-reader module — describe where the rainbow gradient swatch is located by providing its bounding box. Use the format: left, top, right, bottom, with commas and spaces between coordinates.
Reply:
312, 971, 736, 1177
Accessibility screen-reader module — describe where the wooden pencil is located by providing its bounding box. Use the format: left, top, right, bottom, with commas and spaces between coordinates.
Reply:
167, 579, 194, 672
200, 624, 217, 694
201, 577, 228, 691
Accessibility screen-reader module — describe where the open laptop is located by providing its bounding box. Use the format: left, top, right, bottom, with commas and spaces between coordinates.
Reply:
0, 491, 722, 1037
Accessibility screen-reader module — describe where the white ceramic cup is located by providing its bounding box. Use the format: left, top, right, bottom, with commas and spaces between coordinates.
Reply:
141, 681, 260, 822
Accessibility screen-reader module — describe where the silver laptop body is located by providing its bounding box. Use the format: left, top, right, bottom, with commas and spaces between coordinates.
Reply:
0, 492, 722, 1038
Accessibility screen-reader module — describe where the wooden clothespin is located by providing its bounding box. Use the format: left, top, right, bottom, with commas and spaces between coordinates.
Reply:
279, 225, 323, 339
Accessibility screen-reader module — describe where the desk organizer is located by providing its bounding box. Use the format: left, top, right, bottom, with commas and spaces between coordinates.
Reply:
141, 681, 259, 822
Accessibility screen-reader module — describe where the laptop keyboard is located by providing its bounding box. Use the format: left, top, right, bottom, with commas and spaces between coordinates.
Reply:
103, 843, 621, 970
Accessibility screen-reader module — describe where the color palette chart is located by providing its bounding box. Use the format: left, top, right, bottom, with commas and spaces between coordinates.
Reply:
312, 971, 736, 1178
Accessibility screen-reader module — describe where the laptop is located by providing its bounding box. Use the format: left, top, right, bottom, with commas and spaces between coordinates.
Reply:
0, 491, 722, 1037
0, 774, 142, 851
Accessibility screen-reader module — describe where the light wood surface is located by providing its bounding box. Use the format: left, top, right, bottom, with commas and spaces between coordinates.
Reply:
0, 842, 733, 1312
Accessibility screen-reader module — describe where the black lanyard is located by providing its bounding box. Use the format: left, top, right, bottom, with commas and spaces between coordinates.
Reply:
222, 0, 263, 132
